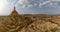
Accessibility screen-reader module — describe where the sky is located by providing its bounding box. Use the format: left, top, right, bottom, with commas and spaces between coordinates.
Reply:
0, 0, 60, 15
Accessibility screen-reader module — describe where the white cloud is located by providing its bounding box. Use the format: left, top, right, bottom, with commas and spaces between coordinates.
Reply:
16, 0, 60, 8
39, 0, 60, 8
52, 0, 60, 1
39, 1, 51, 7
13, 0, 60, 14
16, 0, 38, 8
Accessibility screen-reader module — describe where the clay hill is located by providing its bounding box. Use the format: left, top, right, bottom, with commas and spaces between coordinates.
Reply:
0, 7, 60, 32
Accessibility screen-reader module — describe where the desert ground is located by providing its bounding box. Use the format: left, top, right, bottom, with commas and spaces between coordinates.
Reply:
0, 14, 60, 32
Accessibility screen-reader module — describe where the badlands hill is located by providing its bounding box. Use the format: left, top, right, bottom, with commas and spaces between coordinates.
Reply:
0, 7, 60, 32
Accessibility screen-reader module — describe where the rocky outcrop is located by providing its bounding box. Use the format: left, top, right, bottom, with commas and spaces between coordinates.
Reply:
0, 7, 60, 32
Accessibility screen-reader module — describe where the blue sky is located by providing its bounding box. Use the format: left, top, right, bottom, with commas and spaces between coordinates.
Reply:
0, 0, 60, 15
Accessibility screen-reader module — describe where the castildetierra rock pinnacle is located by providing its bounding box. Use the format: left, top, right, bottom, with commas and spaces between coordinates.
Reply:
9, 7, 19, 17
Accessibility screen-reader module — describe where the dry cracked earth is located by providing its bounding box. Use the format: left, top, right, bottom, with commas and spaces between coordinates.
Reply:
0, 14, 60, 32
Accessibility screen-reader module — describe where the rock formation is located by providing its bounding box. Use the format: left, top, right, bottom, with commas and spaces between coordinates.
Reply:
0, 7, 60, 32
9, 7, 19, 17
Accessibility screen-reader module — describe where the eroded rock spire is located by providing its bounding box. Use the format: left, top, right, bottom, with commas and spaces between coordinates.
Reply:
9, 7, 19, 16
